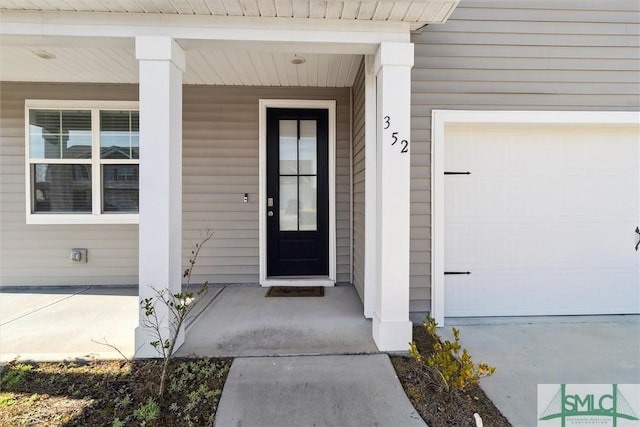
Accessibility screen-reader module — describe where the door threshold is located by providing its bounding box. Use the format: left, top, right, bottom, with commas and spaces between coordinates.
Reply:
262, 277, 335, 287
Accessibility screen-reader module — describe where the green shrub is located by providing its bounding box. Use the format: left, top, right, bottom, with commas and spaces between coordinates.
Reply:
0, 363, 33, 391
409, 316, 495, 391
133, 397, 161, 426
0, 393, 17, 408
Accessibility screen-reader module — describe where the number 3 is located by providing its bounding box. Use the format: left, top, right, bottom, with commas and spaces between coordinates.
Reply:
384, 116, 390, 129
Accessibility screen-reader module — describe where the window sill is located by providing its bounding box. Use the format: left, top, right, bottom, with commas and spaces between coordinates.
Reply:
26, 213, 139, 225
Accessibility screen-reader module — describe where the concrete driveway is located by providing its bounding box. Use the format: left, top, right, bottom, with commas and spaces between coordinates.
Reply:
440, 315, 640, 427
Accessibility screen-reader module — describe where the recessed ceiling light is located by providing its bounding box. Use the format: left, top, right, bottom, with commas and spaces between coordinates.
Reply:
290, 54, 306, 65
33, 50, 56, 60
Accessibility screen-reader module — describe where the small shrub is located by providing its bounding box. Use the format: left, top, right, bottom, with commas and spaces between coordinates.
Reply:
0, 393, 16, 408
140, 229, 214, 398
114, 393, 132, 409
133, 397, 161, 426
409, 316, 495, 391
0, 363, 33, 390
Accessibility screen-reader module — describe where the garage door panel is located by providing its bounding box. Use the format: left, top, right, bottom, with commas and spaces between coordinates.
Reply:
448, 221, 634, 267
444, 125, 638, 176
447, 175, 637, 224
444, 124, 639, 317
445, 269, 639, 317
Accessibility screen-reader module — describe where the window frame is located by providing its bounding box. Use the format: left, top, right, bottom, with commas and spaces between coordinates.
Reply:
25, 100, 140, 225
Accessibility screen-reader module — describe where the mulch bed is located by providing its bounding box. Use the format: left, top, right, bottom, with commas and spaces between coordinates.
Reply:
0, 357, 232, 427
391, 325, 512, 427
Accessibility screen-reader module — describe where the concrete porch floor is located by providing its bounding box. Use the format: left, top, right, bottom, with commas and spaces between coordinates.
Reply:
177, 284, 378, 357
0, 284, 375, 362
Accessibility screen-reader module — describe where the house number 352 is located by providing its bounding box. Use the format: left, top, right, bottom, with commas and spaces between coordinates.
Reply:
384, 116, 408, 153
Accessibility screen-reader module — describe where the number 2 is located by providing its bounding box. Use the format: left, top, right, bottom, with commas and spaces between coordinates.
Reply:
384, 116, 390, 129
401, 140, 408, 153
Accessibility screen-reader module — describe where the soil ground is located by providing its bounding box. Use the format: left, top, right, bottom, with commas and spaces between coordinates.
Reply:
391, 325, 512, 427
0, 358, 231, 426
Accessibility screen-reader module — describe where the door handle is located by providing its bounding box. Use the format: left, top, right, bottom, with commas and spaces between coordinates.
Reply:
635, 227, 640, 251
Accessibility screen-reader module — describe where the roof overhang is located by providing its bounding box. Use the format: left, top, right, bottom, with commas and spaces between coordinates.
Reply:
0, 1, 460, 30
0, 1, 460, 86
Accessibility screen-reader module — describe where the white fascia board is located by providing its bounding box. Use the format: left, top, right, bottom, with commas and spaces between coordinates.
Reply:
0, 34, 134, 48
1, 11, 411, 54
180, 39, 376, 55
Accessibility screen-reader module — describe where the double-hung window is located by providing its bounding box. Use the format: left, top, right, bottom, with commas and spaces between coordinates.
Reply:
25, 100, 140, 224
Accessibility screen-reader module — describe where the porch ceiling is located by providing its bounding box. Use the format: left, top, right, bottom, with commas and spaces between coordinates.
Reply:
0, 1, 458, 27
1, 1, 457, 85
0, 43, 362, 86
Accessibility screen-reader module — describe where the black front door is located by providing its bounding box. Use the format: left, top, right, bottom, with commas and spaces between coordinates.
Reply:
266, 108, 329, 277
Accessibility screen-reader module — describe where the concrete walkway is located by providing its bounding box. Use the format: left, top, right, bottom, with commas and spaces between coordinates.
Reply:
214, 354, 426, 427
441, 315, 640, 427
0, 286, 137, 362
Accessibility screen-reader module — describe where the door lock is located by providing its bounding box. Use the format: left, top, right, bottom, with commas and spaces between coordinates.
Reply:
268, 211, 274, 217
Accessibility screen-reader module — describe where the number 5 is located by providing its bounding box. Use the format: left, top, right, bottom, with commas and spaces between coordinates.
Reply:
391, 132, 398, 145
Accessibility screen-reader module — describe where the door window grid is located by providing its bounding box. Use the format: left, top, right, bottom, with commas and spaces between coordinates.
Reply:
279, 119, 317, 231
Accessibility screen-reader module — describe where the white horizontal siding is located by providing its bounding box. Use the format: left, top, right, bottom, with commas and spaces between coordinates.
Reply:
0, 82, 139, 286
0, 82, 352, 287
408, 0, 640, 313
180, 85, 353, 285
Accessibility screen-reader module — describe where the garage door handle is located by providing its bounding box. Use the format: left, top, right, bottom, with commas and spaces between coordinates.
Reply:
636, 227, 640, 251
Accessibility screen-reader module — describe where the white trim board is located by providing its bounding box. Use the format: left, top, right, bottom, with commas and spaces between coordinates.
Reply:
0, 11, 411, 55
258, 99, 337, 287
431, 110, 640, 325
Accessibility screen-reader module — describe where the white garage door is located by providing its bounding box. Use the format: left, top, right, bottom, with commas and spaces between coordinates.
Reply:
444, 123, 640, 317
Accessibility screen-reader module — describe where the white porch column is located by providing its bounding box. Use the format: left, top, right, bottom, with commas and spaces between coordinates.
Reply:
372, 42, 414, 351
134, 36, 185, 358
363, 55, 377, 319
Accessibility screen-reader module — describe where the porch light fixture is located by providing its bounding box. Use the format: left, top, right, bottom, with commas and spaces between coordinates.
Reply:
290, 54, 306, 65
32, 50, 56, 60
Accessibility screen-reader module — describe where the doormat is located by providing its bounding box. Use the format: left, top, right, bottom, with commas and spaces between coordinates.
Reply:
265, 286, 325, 297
